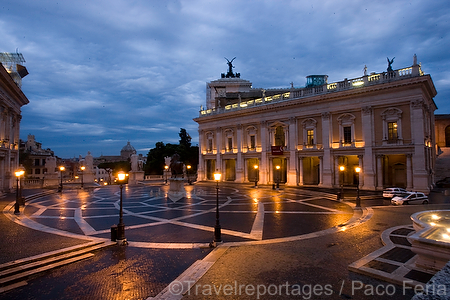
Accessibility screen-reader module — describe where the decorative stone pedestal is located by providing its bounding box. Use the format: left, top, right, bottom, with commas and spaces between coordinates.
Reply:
167, 178, 186, 202
128, 171, 144, 185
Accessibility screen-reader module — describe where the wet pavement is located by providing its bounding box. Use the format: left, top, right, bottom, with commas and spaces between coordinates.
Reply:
1, 183, 449, 299
4, 183, 358, 247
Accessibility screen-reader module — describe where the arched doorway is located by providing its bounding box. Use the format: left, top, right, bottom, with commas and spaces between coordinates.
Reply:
445, 125, 450, 147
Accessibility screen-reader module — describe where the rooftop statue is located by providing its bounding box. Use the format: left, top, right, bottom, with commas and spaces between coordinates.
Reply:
222, 57, 240, 78
387, 57, 395, 72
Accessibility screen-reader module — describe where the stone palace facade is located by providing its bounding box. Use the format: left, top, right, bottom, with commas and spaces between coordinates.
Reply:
194, 55, 437, 192
0, 53, 29, 192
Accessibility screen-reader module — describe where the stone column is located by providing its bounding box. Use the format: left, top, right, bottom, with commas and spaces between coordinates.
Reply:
406, 154, 413, 190
320, 112, 332, 187
319, 156, 323, 185
362, 106, 376, 189
333, 156, 340, 186
358, 155, 364, 188
298, 157, 304, 185
411, 100, 429, 191
376, 155, 383, 190
236, 124, 244, 182
197, 129, 205, 181
260, 121, 268, 184
287, 117, 298, 186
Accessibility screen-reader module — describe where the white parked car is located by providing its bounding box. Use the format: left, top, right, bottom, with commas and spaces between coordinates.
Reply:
383, 187, 409, 198
391, 192, 429, 205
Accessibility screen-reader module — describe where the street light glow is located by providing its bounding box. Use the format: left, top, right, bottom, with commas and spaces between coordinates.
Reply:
117, 171, 127, 181
214, 171, 221, 181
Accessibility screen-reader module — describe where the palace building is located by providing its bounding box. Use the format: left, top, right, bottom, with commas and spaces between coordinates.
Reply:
0, 53, 29, 193
194, 55, 437, 192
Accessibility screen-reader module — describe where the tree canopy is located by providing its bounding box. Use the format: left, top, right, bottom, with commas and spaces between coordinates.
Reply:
144, 128, 198, 175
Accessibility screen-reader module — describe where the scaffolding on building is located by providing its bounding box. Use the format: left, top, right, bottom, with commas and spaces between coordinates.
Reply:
0, 52, 28, 88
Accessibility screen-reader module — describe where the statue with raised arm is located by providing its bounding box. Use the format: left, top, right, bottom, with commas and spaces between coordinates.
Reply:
225, 57, 236, 78
387, 57, 395, 72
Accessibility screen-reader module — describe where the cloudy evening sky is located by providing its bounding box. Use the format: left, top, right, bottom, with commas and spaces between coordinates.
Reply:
1, 0, 449, 158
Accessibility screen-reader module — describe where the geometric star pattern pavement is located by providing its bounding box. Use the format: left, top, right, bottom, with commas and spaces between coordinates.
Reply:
6, 183, 372, 249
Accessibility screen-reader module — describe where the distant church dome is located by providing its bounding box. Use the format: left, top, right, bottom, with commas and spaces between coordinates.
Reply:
121, 141, 136, 159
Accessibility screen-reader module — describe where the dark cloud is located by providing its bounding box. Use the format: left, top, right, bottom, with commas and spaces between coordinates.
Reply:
1, 0, 449, 157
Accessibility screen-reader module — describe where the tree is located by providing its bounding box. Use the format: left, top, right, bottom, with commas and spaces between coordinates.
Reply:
179, 128, 191, 148
143, 129, 198, 175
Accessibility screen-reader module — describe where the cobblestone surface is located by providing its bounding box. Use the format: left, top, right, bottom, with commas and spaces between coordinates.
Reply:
1, 185, 449, 299
0, 245, 210, 300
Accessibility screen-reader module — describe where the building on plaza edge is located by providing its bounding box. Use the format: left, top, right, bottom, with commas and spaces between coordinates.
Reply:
0, 53, 29, 193
194, 55, 437, 192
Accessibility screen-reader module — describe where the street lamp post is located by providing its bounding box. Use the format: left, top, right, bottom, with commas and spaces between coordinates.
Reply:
276, 165, 281, 189
355, 166, 361, 208
59, 166, 65, 192
116, 171, 127, 245
80, 166, 85, 188
164, 165, 169, 184
254, 165, 259, 187
212, 170, 222, 247
187, 165, 191, 185
339, 165, 345, 201
14, 169, 24, 215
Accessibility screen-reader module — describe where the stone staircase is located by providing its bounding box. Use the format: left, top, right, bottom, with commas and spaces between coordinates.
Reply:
435, 147, 450, 181
0, 240, 114, 293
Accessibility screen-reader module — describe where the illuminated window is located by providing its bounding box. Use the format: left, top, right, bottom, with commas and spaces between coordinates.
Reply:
227, 137, 233, 151
388, 122, 398, 142
307, 129, 314, 146
302, 118, 317, 148
381, 108, 403, 145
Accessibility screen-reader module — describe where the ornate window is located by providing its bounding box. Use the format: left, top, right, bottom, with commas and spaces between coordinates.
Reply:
246, 126, 257, 151
275, 126, 285, 146
388, 122, 398, 142
269, 122, 288, 148
381, 108, 403, 145
206, 131, 214, 153
337, 113, 356, 147
224, 129, 234, 153
227, 137, 233, 151
307, 130, 314, 145
302, 118, 317, 148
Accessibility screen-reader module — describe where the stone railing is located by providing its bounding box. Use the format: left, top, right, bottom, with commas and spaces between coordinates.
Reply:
199, 65, 422, 117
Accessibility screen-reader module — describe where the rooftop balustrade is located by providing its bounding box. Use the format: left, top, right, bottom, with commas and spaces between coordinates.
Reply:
199, 65, 423, 117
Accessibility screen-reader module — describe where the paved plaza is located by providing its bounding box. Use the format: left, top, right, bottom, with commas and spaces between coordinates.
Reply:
6, 183, 361, 248
1, 183, 449, 299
